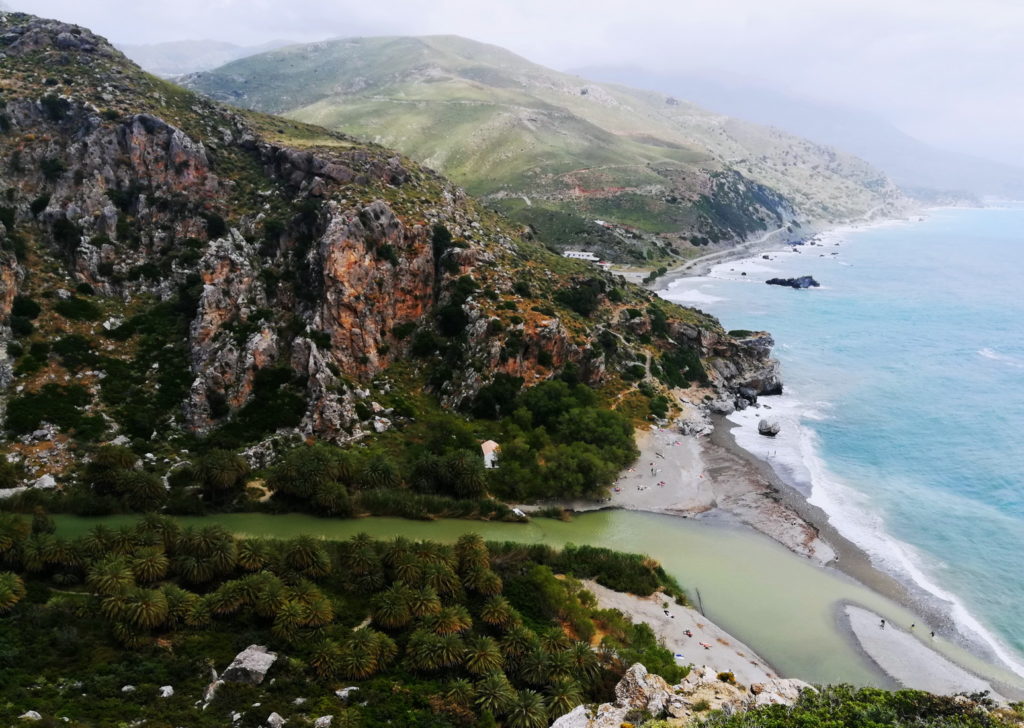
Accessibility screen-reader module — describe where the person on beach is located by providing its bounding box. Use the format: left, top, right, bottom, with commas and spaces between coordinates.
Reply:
880, 619, 885, 629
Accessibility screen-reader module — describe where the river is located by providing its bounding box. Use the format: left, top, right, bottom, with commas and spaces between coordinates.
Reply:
53, 509, 1024, 692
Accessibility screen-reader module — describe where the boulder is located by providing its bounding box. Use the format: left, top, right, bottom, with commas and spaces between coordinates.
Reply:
221, 644, 277, 685
120, 685, 135, 693
18, 711, 42, 721
758, 419, 781, 437
614, 663, 671, 714
266, 713, 286, 728
158, 685, 174, 698
314, 717, 333, 728
765, 276, 819, 289
335, 687, 359, 701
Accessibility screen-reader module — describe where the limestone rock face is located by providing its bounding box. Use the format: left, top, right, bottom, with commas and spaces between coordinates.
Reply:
549, 663, 812, 727
221, 644, 277, 685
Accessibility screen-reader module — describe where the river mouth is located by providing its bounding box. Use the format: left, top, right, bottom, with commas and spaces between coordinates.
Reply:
52, 509, 1024, 696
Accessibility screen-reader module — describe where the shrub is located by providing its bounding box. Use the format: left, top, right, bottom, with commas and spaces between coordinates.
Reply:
11, 295, 40, 319
29, 194, 50, 216
6, 383, 91, 435
40, 157, 66, 182
40, 94, 71, 121
204, 212, 228, 238
54, 296, 101, 321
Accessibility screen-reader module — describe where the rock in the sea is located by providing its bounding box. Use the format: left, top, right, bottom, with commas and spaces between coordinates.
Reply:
222, 644, 278, 685
758, 419, 781, 437
766, 275, 819, 289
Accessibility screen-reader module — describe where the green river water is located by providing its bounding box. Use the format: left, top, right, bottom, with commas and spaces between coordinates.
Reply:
53, 510, 1024, 692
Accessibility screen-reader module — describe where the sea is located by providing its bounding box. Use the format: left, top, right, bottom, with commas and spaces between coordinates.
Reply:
661, 206, 1024, 675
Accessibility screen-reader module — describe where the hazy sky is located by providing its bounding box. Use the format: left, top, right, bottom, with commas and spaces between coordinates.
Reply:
10, 0, 1023, 167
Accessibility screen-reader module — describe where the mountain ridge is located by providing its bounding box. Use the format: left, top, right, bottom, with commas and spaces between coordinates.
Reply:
183, 34, 910, 263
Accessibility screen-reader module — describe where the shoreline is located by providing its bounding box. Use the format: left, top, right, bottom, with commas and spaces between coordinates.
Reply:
581, 206, 1024, 697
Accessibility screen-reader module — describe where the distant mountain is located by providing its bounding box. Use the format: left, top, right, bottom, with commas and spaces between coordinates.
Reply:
117, 38, 293, 77
183, 35, 908, 262
576, 67, 1024, 200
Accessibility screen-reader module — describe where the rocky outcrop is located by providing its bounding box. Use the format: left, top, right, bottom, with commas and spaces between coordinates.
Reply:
221, 644, 277, 684
766, 275, 819, 289
550, 663, 812, 727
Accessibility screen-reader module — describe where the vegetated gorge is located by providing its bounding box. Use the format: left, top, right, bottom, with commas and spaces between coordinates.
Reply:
0, 11, 1020, 728
180, 35, 911, 265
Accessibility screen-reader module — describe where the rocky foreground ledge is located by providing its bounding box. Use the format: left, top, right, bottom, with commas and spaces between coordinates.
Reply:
551, 663, 811, 727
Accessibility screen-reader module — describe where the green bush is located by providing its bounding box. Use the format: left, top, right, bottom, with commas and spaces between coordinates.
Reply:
11, 295, 40, 319
54, 296, 101, 321
6, 383, 91, 435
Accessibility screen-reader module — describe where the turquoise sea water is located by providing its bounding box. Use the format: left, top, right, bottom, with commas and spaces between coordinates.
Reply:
663, 207, 1024, 673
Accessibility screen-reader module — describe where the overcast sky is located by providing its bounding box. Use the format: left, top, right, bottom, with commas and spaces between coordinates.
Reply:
10, 0, 1024, 167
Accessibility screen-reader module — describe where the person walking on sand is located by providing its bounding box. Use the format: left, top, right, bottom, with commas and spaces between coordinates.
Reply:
880, 618, 885, 629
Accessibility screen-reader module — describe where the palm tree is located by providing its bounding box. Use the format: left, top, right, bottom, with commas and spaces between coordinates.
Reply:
19, 534, 49, 573
236, 539, 271, 571
405, 628, 445, 672
109, 526, 140, 555
406, 586, 442, 618
0, 572, 26, 613
0, 515, 30, 562
546, 678, 583, 718
162, 584, 199, 628
120, 470, 168, 512
362, 455, 399, 489
371, 584, 413, 630
463, 636, 503, 675
80, 524, 114, 558
546, 650, 576, 682
427, 605, 472, 636
462, 566, 502, 595
136, 514, 180, 551
473, 672, 515, 715
422, 562, 461, 597
301, 595, 335, 628
518, 648, 550, 687
208, 580, 246, 616
123, 586, 169, 630
132, 547, 169, 584
272, 599, 306, 643
538, 628, 571, 655
504, 689, 548, 728
501, 625, 538, 659
195, 449, 250, 502
285, 536, 331, 578
444, 678, 475, 708
251, 573, 288, 618
111, 620, 144, 648
311, 639, 341, 680
436, 633, 465, 669
87, 556, 135, 596
454, 534, 489, 572
479, 596, 517, 628
568, 641, 601, 683
392, 554, 423, 585
172, 555, 215, 585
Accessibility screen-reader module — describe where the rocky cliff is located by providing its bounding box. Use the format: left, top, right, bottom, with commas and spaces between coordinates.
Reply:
0, 13, 780, 480
550, 663, 811, 727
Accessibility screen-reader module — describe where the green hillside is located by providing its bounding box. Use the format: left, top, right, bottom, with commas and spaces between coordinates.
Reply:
186, 35, 908, 262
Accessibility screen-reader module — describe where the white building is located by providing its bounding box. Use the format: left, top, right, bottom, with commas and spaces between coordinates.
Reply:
562, 250, 600, 262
